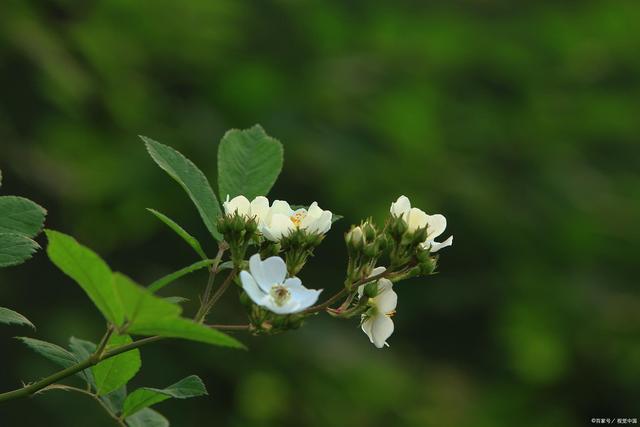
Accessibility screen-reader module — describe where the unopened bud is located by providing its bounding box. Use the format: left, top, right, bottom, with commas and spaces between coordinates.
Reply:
363, 222, 377, 242
412, 226, 429, 245
363, 281, 378, 298
346, 226, 364, 251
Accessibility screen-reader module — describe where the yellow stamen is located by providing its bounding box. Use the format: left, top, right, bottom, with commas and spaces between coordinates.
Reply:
290, 212, 306, 227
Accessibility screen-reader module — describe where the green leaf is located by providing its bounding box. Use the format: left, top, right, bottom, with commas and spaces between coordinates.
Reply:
122, 375, 207, 417
45, 230, 124, 326
0, 307, 35, 329
127, 316, 244, 349
114, 273, 182, 325
114, 273, 244, 349
0, 196, 47, 237
218, 124, 283, 201
92, 334, 141, 396
126, 408, 169, 427
143, 136, 222, 241
146, 209, 207, 260
68, 337, 97, 386
148, 259, 214, 293
101, 385, 128, 415
17, 337, 78, 368
0, 232, 40, 267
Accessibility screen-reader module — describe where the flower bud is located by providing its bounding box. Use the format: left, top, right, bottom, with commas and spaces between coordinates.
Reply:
411, 226, 429, 245
390, 216, 408, 238
363, 281, 378, 298
363, 242, 378, 258
363, 222, 377, 242
346, 226, 364, 251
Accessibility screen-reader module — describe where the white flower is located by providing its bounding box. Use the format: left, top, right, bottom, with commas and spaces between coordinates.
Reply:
390, 195, 453, 253
260, 200, 332, 242
358, 267, 397, 348
240, 253, 322, 314
223, 195, 270, 226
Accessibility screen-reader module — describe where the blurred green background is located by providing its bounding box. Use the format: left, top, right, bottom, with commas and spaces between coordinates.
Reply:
1, 0, 639, 426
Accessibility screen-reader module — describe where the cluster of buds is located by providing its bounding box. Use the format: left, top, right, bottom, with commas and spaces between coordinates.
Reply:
280, 228, 325, 275
345, 220, 387, 287
217, 212, 258, 266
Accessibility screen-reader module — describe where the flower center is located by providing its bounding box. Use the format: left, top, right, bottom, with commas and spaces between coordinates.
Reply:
270, 284, 291, 306
290, 211, 306, 227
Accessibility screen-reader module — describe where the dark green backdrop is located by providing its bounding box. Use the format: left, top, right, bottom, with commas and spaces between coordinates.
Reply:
1, 0, 638, 426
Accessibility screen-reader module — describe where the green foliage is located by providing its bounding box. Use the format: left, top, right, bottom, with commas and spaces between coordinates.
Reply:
44, 230, 243, 349
0, 196, 47, 237
146, 209, 208, 260
16, 337, 78, 369
68, 337, 97, 385
0, 233, 40, 268
148, 259, 215, 292
126, 408, 169, 427
0, 307, 35, 329
217, 125, 283, 200
143, 136, 222, 241
114, 273, 244, 349
45, 230, 125, 325
0, 180, 47, 268
122, 375, 207, 417
92, 334, 141, 396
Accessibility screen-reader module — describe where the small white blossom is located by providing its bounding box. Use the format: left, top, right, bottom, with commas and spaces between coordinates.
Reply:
260, 200, 332, 242
223, 195, 270, 226
358, 267, 397, 348
240, 254, 322, 314
390, 195, 453, 252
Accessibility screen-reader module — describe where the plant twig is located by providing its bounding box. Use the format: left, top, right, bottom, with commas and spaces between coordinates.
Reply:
207, 324, 250, 331
35, 384, 125, 426
0, 336, 164, 403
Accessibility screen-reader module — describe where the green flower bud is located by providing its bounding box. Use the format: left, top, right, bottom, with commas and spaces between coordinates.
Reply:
363, 281, 378, 298
363, 222, 377, 242
412, 226, 429, 245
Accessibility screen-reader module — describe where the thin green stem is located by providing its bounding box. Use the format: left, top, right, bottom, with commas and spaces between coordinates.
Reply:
207, 324, 250, 331
195, 243, 228, 321
302, 268, 397, 315
36, 385, 125, 426
0, 336, 163, 404
204, 269, 238, 312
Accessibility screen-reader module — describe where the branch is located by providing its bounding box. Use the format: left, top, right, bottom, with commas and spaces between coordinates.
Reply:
0, 336, 164, 404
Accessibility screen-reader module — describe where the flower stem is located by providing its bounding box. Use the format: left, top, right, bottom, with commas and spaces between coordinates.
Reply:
207, 324, 250, 331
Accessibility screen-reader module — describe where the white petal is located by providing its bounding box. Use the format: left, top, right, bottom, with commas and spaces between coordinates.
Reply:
270, 200, 293, 216
240, 271, 266, 305
299, 212, 319, 233
265, 299, 301, 314
260, 226, 278, 242
267, 213, 294, 240
307, 202, 322, 216
359, 267, 387, 297
250, 254, 287, 292
375, 281, 397, 313
224, 195, 251, 216
315, 211, 332, 234
370, 266, 387, 277
250, 196, 270, 224
426, 214, 447, 240
370, 315, 394, 348
406, 207, 428, 233
428, 235, 453, 253
361, 317, 375, 344
390, 195, 411, 217
284, 277, 322, 309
